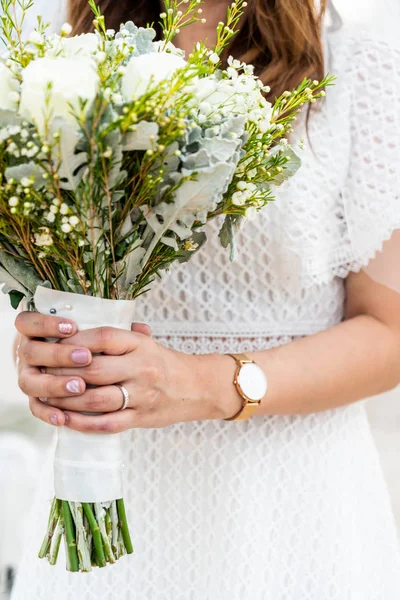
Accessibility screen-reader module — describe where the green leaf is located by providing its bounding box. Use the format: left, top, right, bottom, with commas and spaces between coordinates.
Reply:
9, 290, 25, 309
117, 242, 146, 289
218, 214, 244, 262
142, 161, 234, 266
0, 250, 45, 295
178, 231, 207, 264
0, 264, 29, 296
270, 148, 302, 187
53, 119, 88, 192
0, 109, 23, 130
123, 121, 159, 151
5, 162, 48, 189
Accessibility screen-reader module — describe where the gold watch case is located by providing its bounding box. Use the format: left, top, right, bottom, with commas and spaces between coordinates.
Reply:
225, 353, 268, 422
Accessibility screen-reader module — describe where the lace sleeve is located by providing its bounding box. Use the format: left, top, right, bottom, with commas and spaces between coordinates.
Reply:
339, 38, 400, 279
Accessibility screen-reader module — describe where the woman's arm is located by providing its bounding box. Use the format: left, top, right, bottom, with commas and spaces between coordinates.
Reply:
15, 269, 400, 432
250, 269, 400, 415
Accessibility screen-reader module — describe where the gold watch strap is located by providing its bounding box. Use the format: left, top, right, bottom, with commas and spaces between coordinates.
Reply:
225, 402, 260, 422
229, 353, 253, 365
225, 353, 261, 422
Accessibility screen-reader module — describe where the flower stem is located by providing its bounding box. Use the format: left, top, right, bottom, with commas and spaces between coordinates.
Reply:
95, 503, 116, 564
105, 507, 112, 544
117, 499, 133, 554
38, 497, 60, 559
73, 502, 92, 572
110, 500, 119, 557
117, 527, 126, 558
49, 514, 63, 566
82, 503, 106, 568
62, 501, 79, 572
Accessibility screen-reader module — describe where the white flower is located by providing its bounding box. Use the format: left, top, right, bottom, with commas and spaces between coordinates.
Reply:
152, 41, 185, 58
28, 31, 43, 44
209, 53, 220, 65
46, 212, 56, 223
20, 177, 32, 187
60, 203, 70, 215
95, 51, 106, 64
59, 33, 99, 57
69, 215, 79, 226
183, 239, 199, 252
34, 228, 53, 246
19, 57, 99, 134
0, 63, 17, 111
231, 191, 245, 206
8, 196, 19, 207
121, 52, 187, 100
193, 74, 272, 124
61, 223, 72, 233
61, 23, 73, 37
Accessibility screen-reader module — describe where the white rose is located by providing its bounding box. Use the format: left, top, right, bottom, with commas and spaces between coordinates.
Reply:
121, 52, 187, 101
0, 63, 17, 111
19, 57, 99, 134
50, 33, 99, 58
152, 41, 185, 58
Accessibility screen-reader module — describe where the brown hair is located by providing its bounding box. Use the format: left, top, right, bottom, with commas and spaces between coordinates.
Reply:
68, 0, 327, 99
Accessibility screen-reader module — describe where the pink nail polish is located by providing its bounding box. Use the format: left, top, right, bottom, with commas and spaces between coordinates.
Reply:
50, 415, 58, 426
64, 412, 69, 425
71, 349, 89, 364
59, 322, 73, 335
66, 380, 81, 394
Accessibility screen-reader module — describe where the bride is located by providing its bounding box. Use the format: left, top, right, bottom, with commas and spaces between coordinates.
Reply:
11, 1, 400, 598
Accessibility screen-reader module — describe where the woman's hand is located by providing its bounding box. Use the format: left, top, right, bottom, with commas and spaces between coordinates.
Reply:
15, 312, 237, 433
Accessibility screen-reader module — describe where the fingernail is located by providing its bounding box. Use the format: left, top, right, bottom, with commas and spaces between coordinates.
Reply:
71, 349, 89, 364
64, 412, 69, 425
50, 415, 58, 426
59, 322, 73, 335
39, 397, 48, 403
66, 379, 81, 394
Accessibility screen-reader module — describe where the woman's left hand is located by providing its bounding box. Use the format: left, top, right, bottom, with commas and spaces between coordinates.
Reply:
30, 327, 235, 433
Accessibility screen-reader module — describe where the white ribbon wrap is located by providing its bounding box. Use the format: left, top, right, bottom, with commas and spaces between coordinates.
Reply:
34, 286, 136, 503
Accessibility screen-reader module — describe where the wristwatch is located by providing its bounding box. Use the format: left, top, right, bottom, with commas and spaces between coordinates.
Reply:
225, 353, 268, 422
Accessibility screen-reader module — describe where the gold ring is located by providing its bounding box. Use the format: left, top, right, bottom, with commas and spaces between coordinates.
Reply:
116, 385, 129, 411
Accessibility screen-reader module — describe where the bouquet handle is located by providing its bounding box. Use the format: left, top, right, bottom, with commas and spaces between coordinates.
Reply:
34, 286, 136, 571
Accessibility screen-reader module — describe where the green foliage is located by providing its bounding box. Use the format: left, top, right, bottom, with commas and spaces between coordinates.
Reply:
0, 0, 333, 306
9, 289, 24, 308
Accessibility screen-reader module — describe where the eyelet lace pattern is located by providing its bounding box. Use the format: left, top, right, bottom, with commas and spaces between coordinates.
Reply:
11, 27, 400, 600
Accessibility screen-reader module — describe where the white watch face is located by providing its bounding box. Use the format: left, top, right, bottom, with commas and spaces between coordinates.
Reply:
237, 363, 268, 402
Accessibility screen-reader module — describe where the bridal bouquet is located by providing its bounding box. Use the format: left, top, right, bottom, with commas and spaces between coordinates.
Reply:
0, 0, 332, 572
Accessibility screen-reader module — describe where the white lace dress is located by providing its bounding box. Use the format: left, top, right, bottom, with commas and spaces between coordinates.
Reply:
11, 27, 400, 600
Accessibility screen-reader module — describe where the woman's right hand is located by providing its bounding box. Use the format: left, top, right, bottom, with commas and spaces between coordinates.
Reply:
15, 312, 151, 426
